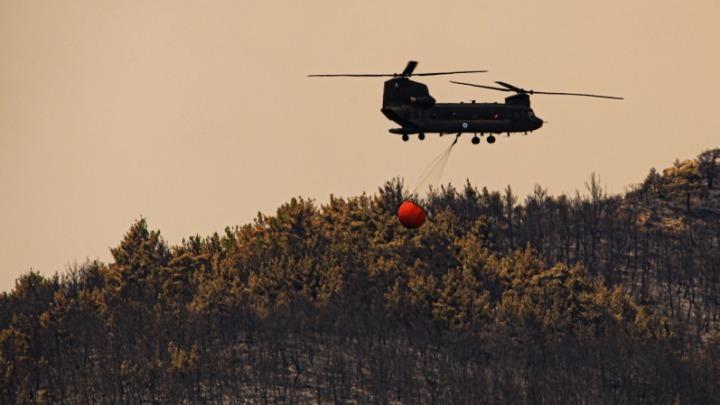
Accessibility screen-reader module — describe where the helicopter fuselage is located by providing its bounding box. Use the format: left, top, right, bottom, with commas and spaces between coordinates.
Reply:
381, 77, 543, 137
382, 102, 543, 135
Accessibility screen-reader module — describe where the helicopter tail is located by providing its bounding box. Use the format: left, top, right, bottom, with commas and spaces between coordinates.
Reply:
381, 78, 436, 108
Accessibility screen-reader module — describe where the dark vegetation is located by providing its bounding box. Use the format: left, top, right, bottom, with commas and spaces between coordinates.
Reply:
1, 149, 719, 404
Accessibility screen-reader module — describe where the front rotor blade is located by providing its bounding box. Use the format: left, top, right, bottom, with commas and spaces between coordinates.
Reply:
495, 81, 526, 93
414, 70, 488, 76
530, 90, 624, 100
450, 81, 511, 91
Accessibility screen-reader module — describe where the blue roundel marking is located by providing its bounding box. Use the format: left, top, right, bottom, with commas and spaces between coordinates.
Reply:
462, 122, 468, 129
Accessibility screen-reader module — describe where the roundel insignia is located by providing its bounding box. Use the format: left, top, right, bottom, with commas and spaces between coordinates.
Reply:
462, 122, 468, 129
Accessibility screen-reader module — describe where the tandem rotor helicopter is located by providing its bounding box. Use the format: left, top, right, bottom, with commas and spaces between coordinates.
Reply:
309, 61, 623, 145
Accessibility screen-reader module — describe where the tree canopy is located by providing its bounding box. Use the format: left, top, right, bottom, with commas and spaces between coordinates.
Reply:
1, 148, 718, 403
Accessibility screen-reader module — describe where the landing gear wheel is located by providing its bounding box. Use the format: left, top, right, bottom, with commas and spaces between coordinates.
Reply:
472, 136, 480, 145
487, 135, 496, 144
418, 133, 425, 140
402, 134, 409, 142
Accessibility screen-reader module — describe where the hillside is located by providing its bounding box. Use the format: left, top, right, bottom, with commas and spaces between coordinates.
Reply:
1, 148, 719, 404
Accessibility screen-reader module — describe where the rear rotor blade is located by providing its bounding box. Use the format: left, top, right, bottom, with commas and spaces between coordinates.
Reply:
309, 58, 487, 78
308, 70, 487, 77
401, 61, 418, 76
414, 70, 488, 76
307, 73, 397, 77
450, 81, 511, 91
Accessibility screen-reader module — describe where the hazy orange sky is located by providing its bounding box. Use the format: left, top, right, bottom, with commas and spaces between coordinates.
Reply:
1, 0, 718, 291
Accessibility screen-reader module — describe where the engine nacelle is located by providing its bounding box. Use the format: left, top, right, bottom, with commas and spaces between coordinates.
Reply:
409, 95, 436, 106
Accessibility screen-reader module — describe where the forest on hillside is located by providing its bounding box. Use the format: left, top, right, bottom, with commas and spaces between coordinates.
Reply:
1, 148, 719, 404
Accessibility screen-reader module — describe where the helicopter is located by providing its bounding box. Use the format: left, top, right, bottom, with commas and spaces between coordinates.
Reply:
309, 61, 623, 144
